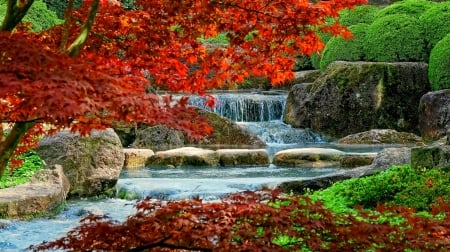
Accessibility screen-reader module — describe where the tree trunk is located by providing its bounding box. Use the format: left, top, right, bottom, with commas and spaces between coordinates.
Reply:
0, 122, 36, 178
1, 0, 35, 31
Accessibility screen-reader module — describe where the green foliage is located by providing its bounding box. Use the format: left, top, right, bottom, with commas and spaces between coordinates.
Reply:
338, 5, 381, 26
0, 0, 62, 31
320, 24, 368, 71
311, 164, 450, 212
311, 32, 333, 70
197, 32, 230, 45
0, 150, 44, 189
419, 1, 450, 53
428, 33, 450, 90
292, 55, 313, 71
363, 14, 427, 62
375, 0, 435, 18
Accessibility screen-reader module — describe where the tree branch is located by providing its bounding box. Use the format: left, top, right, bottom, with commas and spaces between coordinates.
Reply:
1, 0, 35, 31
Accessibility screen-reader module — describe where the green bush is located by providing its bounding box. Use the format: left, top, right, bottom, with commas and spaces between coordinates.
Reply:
363, 14, 427, 62
310, 32, 333, 70
338, 5, 381, 26
0, 151, 45, 189
0, 0, 62, 31
310, 164, 450, 212
419, 1, 450, 53
320, 24, 368, 71
375, 0, 435, 18
428, 33, 450, 90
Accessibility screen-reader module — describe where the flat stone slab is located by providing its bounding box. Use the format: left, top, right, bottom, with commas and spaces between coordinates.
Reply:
217, 149, 270, 166
273, 148, 345, 167
123, 148, 154, 169
147, 147, 219, 167
0, 165, 70, 218
339, 152, 377, 168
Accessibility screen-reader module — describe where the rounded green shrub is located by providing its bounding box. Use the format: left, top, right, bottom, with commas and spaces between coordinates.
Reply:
428, 33, 450, 90
419, 1, 450, 53
363, 14, 427, 62
320, 24, 368, 71
310, 32, 333, 70
375, 0, 435, 18
338, 5, 381, 26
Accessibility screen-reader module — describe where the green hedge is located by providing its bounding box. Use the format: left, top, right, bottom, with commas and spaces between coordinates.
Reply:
338, 5, 381, 26
375, 0, 435, 18
428, 33, 450, 90
419, 1, 450, 54
320, 24, 368, 71
363, 14, 427, 62
310, 32, 333, 70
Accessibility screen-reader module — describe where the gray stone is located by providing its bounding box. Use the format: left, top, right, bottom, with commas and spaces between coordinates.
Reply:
147, 147, 219, 167
338, 129, 422, 144
278, 147, 411, 194
37, 129, 124, 198
273, 148, 344, 167
217, 149, 270, 166
0, 165, 70, 218
339, 153, 377, 168
411, 145, 450, 170
123, 148, 155, 169
283, 61, 430, 139
131, 125, 185, 151
418, 90, 450, 141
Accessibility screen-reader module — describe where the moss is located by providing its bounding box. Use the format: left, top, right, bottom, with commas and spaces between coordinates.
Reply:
363, 14, 427, 62
419, 1, 450, 54
338, 5, 381, 26
375, 0, 435, 18
428, 33, 450, 90
320, 24, 368, 71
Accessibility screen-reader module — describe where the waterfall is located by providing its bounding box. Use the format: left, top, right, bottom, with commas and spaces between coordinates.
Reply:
188, 91, 286, 122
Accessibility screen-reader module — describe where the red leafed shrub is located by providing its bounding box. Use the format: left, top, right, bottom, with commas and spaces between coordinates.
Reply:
30, 189, 450, 251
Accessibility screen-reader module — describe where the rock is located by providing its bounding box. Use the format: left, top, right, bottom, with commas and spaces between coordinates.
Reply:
0, 165, 70, 218
278, 147, 411, 194
187, 110, 266, 147
411, 145, 450, 170
37, 129, 124, 198
418, 90, 450, 141
339, 153, 377, 168
273, 148, 345, 167
284, 61, 430, 139
217, 149, 270, 166
147, 147, 219, 167
338, 129, 423, 144
131, 125, 185, 151
123, 148, 155, 169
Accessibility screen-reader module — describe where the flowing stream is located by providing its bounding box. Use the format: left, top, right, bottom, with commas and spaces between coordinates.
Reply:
0, 91, 379, 250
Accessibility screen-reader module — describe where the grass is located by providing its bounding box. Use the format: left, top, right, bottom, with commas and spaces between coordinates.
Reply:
0, 150, 45, 189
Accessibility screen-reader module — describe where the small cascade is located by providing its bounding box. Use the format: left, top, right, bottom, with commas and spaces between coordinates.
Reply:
188, 91, 286, 122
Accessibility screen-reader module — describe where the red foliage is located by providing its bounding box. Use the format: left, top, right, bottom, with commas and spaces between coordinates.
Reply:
0, 0, 365, 169
30, 190, 450, 251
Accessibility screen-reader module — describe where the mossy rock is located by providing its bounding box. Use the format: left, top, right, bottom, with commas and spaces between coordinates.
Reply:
428, 33, 450, 90
363, 14, 427, 62
419, 1, 450, 54
374, 0, 435, 18
338, 5, 381, 26
320, 24, 368, 71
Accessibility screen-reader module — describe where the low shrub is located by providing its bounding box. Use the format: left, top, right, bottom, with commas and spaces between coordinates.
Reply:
419, 1, 450, 54
320, 24, 368, 71
338, 5, 381, 26
363, 14, 427, 62
374, 0, 435, 18
428, 33, 450, 90
0, 151, 45, 189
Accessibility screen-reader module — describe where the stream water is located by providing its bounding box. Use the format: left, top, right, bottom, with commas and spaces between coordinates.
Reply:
0, 91, 381, 251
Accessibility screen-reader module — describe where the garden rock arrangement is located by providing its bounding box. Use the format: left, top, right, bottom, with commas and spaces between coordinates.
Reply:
0, 165, 69, 218
418, 90, 450, 141
283, 61, 430, 138
36, 129, 124, 198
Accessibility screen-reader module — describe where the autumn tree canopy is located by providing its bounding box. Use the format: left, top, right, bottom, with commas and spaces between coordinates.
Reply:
0, 0, 366, 177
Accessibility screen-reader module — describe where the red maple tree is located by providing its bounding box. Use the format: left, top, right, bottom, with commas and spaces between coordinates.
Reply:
0, 0, 365, 177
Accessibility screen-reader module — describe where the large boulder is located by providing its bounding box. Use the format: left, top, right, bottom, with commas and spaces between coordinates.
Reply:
418, 90, 450, 141
0, 165, 70, 218
130, 125, 185, 151
37, 129, 124, 198
283, 61, 430, 139
411, 145, 450, 170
